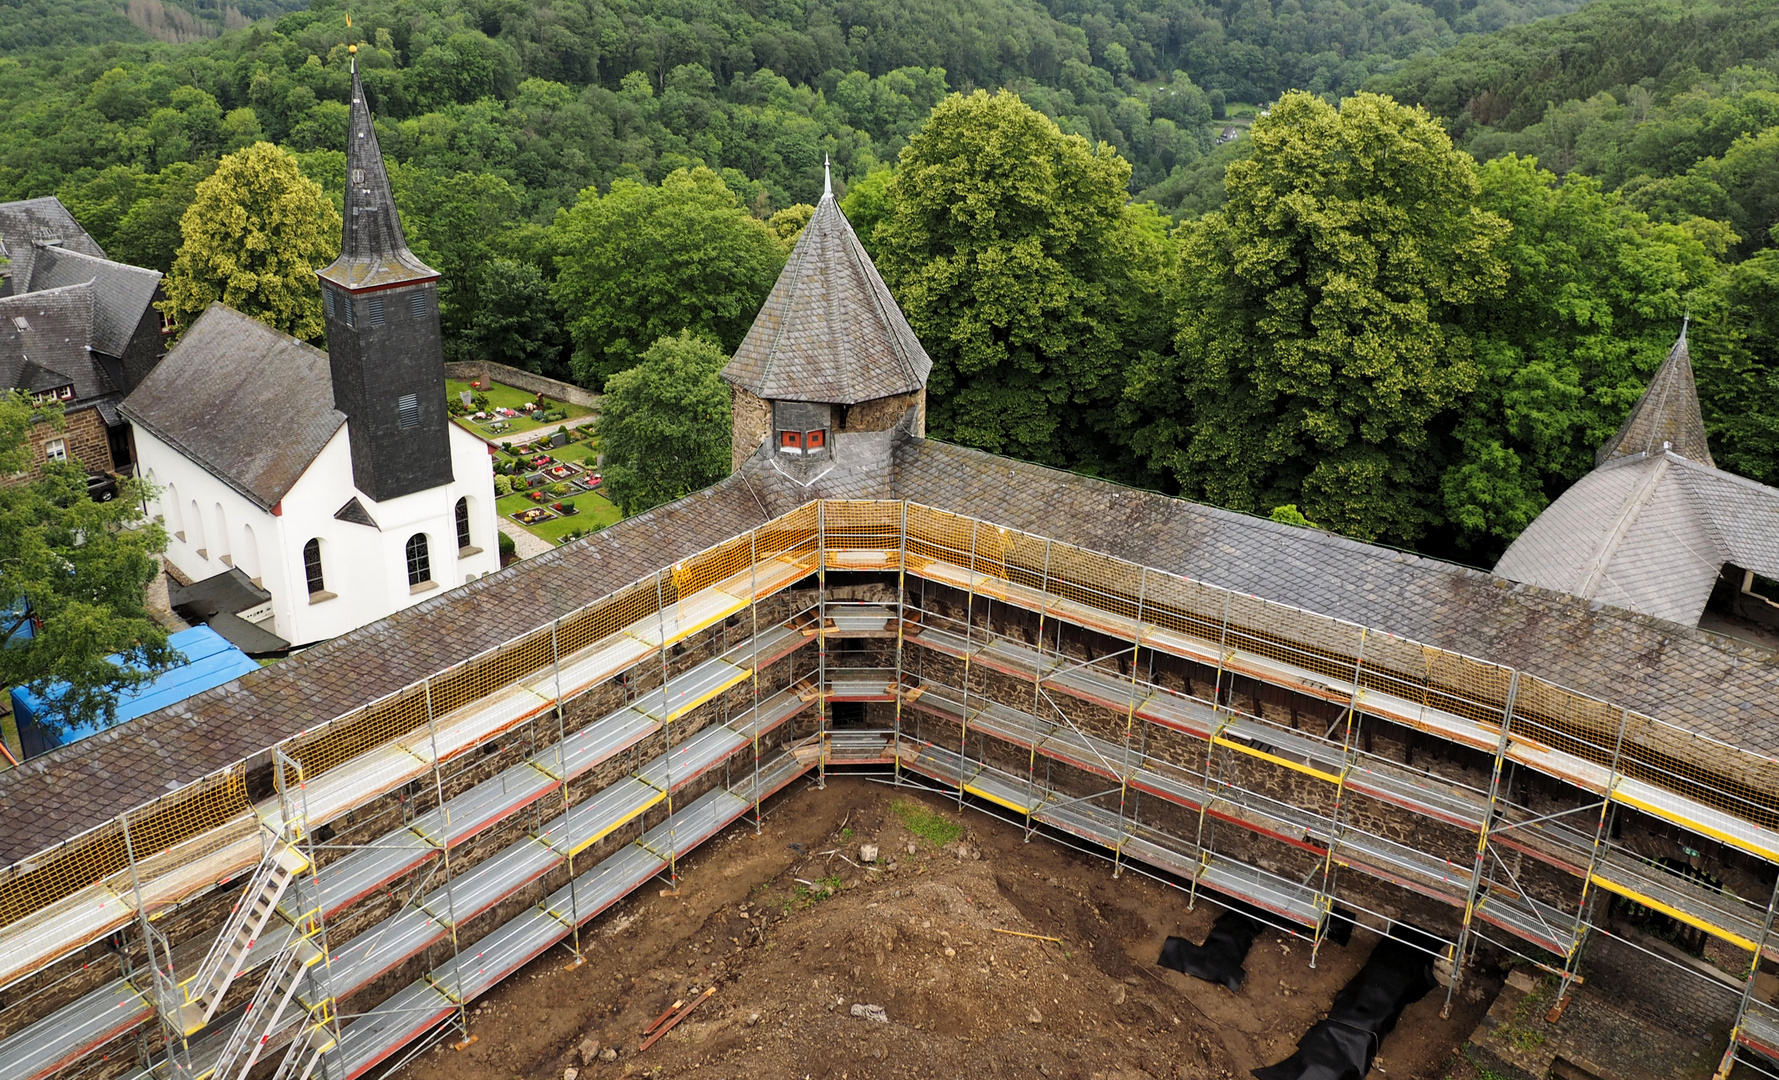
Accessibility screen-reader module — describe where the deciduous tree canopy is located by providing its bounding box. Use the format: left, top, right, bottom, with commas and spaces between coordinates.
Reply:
594, 332, 733, 517
160, 141, 340, 341
551, 167, 784, 387
0, 394, 173, 735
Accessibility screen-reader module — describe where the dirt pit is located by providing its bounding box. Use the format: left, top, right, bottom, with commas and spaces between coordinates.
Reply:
399, 778, 1498, 1080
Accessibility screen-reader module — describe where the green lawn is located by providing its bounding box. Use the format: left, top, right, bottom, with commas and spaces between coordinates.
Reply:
498, 488, 622, 545
447, 379, 595, 438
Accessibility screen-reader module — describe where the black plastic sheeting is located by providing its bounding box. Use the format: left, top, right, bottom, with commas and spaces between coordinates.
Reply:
1158, 906, 1265, 990
1252, 924, 1443, 1080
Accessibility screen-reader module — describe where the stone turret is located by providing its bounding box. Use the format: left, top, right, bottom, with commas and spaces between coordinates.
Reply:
722, 164, 930, 474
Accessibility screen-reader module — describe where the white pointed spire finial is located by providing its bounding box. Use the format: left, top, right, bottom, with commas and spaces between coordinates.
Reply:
823, 156, 832, 200
1680, 308, 1690, 347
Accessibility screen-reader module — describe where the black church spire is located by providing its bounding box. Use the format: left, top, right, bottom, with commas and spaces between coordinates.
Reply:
315, 47, 454, 503
318, 54, 436, 291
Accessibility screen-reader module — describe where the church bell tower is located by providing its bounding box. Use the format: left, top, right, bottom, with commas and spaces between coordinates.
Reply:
315, 49, 454, 503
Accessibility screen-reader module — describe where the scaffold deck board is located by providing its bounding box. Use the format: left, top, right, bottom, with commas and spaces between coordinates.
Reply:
826, 605, 899, 636
1035, 797, 1133, 850
1473, 888, 1579, 957
1613, 776, 1779, 864
629, 589, 750, 650
631, 660, 750, 723
409, 762, 558, 849
335, 979, 454, 1080
1589, 847, 1767, 952
431, 907, 563, 1004
825, 668, 899, 701
731, 747, 816, 805
1197, 856, 1322, 930
421, 837, 560, 929
282, 830, 436, 923
538, 844, 666, 929
826, 731, 896, 763
0, 975, 151, 1080
544, 779, 663, 859
637, 789, 751, 861
638, 726, 749, 792
533, 708, 660, 783
519, 632, 655, 704
730, 685, 816, 742
1738, 1000, 1779, 1060
322, 906, 445, 1005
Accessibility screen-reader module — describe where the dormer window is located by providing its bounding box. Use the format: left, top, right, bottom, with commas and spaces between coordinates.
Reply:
777, 428, 827, 455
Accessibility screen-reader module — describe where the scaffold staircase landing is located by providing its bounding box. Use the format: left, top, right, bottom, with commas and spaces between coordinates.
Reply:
182, 841, 309, 1031
209, 931, 322, 1080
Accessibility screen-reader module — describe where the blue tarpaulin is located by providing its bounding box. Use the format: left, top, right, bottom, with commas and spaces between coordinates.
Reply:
10, 625, 258, 758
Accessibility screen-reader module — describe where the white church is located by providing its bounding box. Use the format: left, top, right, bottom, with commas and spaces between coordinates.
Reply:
122, 56, 499, 649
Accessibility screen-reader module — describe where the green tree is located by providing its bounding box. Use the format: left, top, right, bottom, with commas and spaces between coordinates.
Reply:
1695, 249, 1779, 484
551, 167, 785, 388
0, 393, 174, 736
160, 142, 341, 342
1128, 92, 1509, 544
874, 90, 1172, 470
1441, 154, 1712, 556
595, 332, 732, 517
464, 259, 566, 376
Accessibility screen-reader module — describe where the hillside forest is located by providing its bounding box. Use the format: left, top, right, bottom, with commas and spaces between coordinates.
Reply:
1, 0, 1776, 565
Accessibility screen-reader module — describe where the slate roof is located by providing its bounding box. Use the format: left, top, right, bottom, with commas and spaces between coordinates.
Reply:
316, 58, 437, 292
25, 245, 161, 359
722, 183, 931, 404
9, 427, 1779, 863
1597, 328, 1713, 468
0, 197, 105, 291
0, 282, 114, 401
887, 437, 1779, 756
1491, 327, 1779, 623
120, 304, 346, 510
0, 475, 769, 862
1494, 452, 1779, 624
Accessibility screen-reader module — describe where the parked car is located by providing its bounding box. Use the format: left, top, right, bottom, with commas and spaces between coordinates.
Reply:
86, 473, 118, 502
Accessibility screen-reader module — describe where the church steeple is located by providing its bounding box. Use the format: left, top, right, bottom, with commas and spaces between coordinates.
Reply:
318, 54, 436, 292
1597, 322, 1714, 468
314, 49, 454, 503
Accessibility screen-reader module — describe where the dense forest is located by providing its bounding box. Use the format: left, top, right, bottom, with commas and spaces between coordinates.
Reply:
1, 0, 1776, 563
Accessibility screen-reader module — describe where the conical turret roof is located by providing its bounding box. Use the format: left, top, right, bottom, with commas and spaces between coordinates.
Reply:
317, 55, 436, 291
1596, 324, 1714, 468
723, 173, 930, 404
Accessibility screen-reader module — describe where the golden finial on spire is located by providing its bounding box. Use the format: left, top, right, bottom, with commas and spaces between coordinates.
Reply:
346, 13, 356, 53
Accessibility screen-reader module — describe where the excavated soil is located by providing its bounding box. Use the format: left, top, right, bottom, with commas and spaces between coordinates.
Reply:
398, 778, 1497, 1080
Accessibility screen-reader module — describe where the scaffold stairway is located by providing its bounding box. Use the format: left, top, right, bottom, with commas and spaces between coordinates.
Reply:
184, 841, 310, 1028
209, 932, 321, 1080
269, 1022, 333, 1080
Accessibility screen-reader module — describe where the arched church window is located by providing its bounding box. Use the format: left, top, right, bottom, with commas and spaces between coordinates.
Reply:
406, 533, 431, 587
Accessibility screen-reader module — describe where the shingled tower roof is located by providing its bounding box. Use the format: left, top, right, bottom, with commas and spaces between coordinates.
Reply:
317, 54, 436, 292
1596, 323, 1713, 468
723, 167, 930, 404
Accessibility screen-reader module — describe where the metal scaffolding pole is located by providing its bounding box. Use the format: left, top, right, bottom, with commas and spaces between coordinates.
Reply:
893, 503, 911, 790
816, 503, 829, 790
422, 680, 469, 1041
1309, 628, 1367, 969
122, 807, 193, 1080
750, 530, 764, 833
550, 618, 583, 966
1112, 568, 1150, 878
957, 519, 981, 809
655, 569, 678, 886
1021, 540, 1054, 841
1446, 670, 1520, 1016
1555, 707, 1633, 1012
1714, 874, 1779, 1080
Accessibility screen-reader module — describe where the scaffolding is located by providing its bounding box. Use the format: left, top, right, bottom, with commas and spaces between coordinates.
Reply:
1, 500, 1776, 1080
